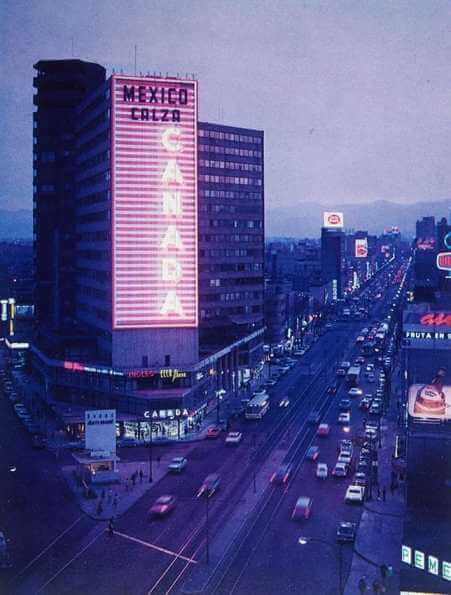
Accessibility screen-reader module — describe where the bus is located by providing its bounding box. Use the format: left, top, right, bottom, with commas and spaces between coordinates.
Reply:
346, 366, 361, 386
245, 393, 270, 420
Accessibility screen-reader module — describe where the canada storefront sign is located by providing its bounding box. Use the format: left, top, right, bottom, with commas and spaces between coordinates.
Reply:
144, 408, 189, 420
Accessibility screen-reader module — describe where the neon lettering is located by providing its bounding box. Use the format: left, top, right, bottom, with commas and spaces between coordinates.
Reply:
162, 191, 182, 216
161, 290, 184, 316
162, 128, 182, 152
162, 159, 183, 184
161, 225, 183, 250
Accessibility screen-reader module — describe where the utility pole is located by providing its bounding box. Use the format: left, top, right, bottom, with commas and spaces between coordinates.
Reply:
148, 418, 153, 483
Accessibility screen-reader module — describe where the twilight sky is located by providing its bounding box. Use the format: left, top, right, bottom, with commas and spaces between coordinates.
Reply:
2, 0, 451, 212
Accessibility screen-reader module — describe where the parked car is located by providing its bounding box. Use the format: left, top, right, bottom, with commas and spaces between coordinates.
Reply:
354, 472, 368, 487
339, 399, 351, 411
336, 521, 357, 542
345, 485, 365, 504
279, 398, 290, 408
197, 473, 221, 497
149, 495, 176, 517
206, 426, 221, 439
316, 463, 328, 479
336, 368, 346, 377
317, 423, 330, 437
348, 387, 363, 397
271, 463, 293, 485
168, 457, 187, 473
225, 431, 242, 445
337, 452, 352, 466
291, 496, 313, 520
306, 446, 320, 461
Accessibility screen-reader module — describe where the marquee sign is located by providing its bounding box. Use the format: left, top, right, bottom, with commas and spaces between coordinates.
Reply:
355, 238, 368, 258
111, 75, 198, 329
437, 252, 451, 278
323, 212, 344, 228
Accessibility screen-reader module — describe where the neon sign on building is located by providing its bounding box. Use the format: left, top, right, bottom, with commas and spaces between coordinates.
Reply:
111, 76, 198, 329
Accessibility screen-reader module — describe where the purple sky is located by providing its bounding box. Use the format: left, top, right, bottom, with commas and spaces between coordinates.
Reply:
2, 0, 451, 212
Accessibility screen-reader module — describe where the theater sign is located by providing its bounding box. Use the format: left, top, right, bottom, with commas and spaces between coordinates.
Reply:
111, 76, 198, 329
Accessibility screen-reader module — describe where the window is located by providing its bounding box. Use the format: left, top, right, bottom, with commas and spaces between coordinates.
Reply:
142, 355, 148, 368
165, 355, 170, 367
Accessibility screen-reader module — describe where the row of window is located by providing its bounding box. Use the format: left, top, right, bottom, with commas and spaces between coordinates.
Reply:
198, 144, 262, 158
198, 130, 262, 144
77, 284, 108, 301
77, 150, 109, 170
199, 248, 262, 258
199, 203, 262, 214
78, 191, 108, 207
200, 234, 262, 243
200, 304, 262, 319
203, 291, 262, 302
78, 249, 110, 261
199, 174, 262, 186
199, 160, 262, 172
77, 301, 109, 321
199, 190, 262, 200
207, 219, 262, 229
77, 268, 111, 282
78, 230, 111, 242
78, 209, 110, 224
199, 263, 263, 273
204, 277, 263, 288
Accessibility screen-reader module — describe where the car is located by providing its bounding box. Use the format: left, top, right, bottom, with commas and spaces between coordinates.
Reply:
348, 387, 363, 397
355, 356, 365, 365
339, 399, 351, 411
149, 495, 176, 517
279, 398, 290, 408
14, 403, 27, 413
339, 439, 353, 453
340, 361, 351, 370
354, 472, 368, 487
306, 446, 320, 461
206, 426, 221, 439
292, 496, 313, 520
338, 452, 352, 465
316, 463, 328, 479
271, 463, 293, 485
308, 412, 321, 425
336, 521, 357, 542
367, 374, 375, 383
317, 423, 330, 437
336, 368, 346, 377
225, 431, 243, 445
168, 457, 188, 473
369, 404, 382, 416
197, 473, 221, 497
264, 379, 277, 387
332, 462, 349, 477
338, 412, 350, 424
345, 485, 365, 503
357, 460, 370, 474
359, 398, 371, 411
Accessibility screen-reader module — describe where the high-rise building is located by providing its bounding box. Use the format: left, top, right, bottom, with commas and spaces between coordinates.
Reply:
31, 61, 264, 440
415, 216, 436, 241
33, 60, 106, 355
320, 227, 344, 299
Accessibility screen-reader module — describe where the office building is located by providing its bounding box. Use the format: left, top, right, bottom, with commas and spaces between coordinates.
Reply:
415, 216, 436, 242
31, 60, 264, 440
320, 227, 344, 299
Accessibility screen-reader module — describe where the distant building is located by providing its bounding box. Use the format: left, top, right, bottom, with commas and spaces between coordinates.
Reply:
320, 227, 344, 299
416, 216, 436, 241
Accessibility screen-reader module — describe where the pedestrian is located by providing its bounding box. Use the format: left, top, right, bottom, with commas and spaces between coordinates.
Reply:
113, 494, 118, 510
139, 469, 143, 483
382, 486, 386, 502
108, 518, 114, 537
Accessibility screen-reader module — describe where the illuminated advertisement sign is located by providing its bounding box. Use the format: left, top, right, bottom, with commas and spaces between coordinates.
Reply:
416, 237, 435, 250
85, 409, 116, 455
437, 252, 451, 278
355, 238, 368, 258
402, 544, 451, 581
444, 231, 451, 249
111, 75, 198, 329
323, 211, 344, 228
408, 381, 451, 420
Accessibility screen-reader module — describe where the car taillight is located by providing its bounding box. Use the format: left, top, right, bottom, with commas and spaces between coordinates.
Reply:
283, 474, 289, 483
270, 473, 275, 483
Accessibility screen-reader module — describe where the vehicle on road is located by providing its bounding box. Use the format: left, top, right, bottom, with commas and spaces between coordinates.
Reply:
245, 393, 270, 420
355, 356, 365, 365
354, 472, 368, 487
345, 485, 365, 503
206, 426, 221, 439
306, 446, 320, 461
337, 452, 352, 466
346, 366, 361, 386
348, 387, 363, 397
336, 521, 357, 542
340, 361, 351, 370
308, 411, 321, 425
168, 457, 188, 473
279, 398, 290, 408
316, 463, 328, 479
338, 412, 350, 424
336, 368, 346, 377
271, 463, 293, 485
367, 374, 375, 383
225, 431, 243, 445
149, 495, 176, 517
197, 473, 221, 497
292, 496, 313, 520
339, 399, 351, 411
317, 423, 330, 436
359, 398, 371, 411
332, 462, 349, 477
264, 379, 277, 387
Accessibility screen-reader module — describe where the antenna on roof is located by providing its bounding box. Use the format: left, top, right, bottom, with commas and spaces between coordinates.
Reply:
134, 45, 137, 75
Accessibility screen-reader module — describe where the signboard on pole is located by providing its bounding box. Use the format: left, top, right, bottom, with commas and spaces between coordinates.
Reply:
85, 409, 116, 455
355, 238, 368, 258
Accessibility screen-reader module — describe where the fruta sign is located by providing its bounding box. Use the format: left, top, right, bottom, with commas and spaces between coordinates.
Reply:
160, 127, 185, 318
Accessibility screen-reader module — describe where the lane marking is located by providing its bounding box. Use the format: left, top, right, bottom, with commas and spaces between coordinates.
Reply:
11, 515, 85, 582
35, 528, 104, 594
114, 530, 197, 565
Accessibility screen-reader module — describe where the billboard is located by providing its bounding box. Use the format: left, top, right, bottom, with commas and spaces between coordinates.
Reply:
85, 409, 116, 454
437, 252, 451, 278
323, 212, 344, 228
355, 238, 368, 258
408, 378, 451, 420
111, 76, 198, 328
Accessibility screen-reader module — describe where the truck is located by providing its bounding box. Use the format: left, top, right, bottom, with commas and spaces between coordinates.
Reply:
346, 366, 361, 386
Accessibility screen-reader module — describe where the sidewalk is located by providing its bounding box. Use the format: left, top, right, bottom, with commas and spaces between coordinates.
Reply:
61, 446, 194, 521
345, 362, 406, 595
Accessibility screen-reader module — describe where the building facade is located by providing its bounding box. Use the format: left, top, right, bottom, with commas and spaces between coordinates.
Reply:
320, 227, 344, 300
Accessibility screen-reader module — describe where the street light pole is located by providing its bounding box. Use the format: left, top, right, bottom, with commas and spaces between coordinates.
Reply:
148, 418, 153, 483
205, 490, 210, 564
298, 537, 343, 595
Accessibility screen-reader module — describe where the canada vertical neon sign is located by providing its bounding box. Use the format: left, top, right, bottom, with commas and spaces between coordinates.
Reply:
111, 76, 198, 328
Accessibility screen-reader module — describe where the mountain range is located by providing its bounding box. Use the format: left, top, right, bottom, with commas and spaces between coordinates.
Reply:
266, 199, 451, 238
0, 200, 449, 240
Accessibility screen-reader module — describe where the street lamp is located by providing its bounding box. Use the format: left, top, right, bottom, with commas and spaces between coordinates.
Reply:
216, 389, 226, 425
298, 536, 343, 595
